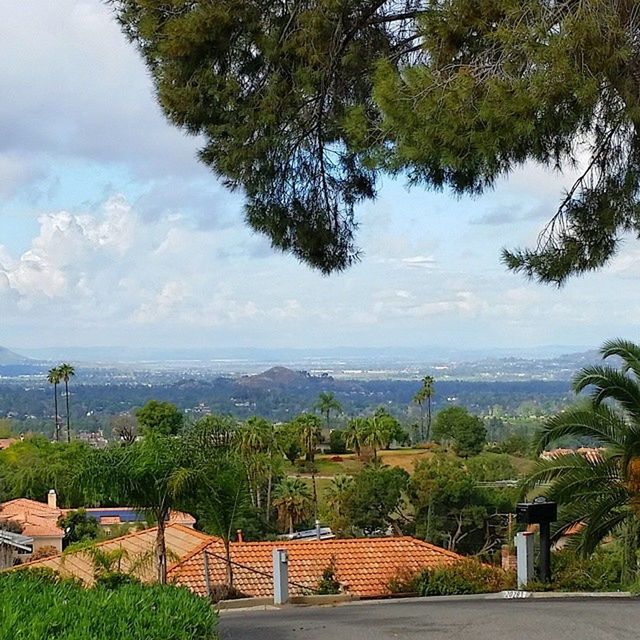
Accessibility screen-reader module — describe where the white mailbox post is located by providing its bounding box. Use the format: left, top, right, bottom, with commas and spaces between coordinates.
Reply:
273, 548, 289, 605
516, 531, 535, 589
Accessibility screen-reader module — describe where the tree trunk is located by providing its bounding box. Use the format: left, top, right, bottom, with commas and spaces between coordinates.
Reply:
53, 383, 59, 442
623, 516, 640, 585
289, 512, 294, 536
266, 471, 273, 523
419, 403, 424, 441
224, 538, 234, 588
426, 397, 432, 442
65, 380, 71, 443
155, 510, 168, 584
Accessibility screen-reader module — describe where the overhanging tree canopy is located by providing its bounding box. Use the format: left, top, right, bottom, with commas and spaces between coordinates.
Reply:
110, 1, 640, 281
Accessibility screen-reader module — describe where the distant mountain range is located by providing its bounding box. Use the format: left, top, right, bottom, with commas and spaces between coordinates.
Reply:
13, 344, 593, 364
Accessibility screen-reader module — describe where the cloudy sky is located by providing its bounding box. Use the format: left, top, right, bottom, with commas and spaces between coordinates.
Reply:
0, 1, 638, 353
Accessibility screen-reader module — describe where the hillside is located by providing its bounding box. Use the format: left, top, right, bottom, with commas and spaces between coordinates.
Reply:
0, 347, 30, 366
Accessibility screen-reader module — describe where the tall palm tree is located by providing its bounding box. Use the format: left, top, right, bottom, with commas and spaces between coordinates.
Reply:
272, 477, 312, 535
325, 475, 354, 520
522, 339, 640, 580
413, 376, 435, 441
47, 367, 62, 442
58, 363, 75, 443
314, 391, 343, 429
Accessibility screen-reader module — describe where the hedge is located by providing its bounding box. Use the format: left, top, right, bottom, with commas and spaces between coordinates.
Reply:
0, 570, 217, 640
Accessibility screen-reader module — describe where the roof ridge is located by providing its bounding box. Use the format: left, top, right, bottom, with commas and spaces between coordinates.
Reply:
167, 535, 225, 576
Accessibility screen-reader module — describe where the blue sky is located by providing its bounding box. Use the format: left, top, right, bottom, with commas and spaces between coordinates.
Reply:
0, 1, 639, 352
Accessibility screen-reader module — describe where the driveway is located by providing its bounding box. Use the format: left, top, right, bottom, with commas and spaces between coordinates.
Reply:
219, 597, 639, 640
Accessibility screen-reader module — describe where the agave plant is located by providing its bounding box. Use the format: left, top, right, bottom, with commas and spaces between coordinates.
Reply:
523, 339, 640, 578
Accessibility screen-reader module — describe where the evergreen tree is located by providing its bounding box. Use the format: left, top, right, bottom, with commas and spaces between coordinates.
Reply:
108, 1, 640, 280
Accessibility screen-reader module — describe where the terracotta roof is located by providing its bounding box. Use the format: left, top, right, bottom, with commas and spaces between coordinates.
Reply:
168, 510, 196, 526
540, 447, 604, 464
0, 498, 63, 538
169, 536, 463, 599
0, 438, 16, 450
12, 524, 213, 585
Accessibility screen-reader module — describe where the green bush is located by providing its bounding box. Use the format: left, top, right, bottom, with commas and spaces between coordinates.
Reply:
527, 546, 625, 592
0, 570, 217, 640
413, 559, 514, 596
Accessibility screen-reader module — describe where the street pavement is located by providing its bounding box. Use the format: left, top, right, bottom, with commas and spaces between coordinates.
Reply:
219, 597, 640, 640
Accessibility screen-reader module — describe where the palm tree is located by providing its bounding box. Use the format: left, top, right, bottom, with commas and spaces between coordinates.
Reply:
345, 418, 367, 459
325, 475, 353, 520
58, 363, 75, 443
272, 477, 312, 535
413, 376, 435, 441
293, 414, 322, 463
361, 417, 386, 462
314, 392, 342, 429
47, 367, 62, 442
78, 433, 192, 584
522, 339, 640, 581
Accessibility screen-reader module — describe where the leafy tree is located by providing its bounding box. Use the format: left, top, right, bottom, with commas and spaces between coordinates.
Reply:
522, 339, 640, 582
272, 477, 312, 535
343, 464, 410, 535
135, 400, 184, 437
46, 367, 62, 442
277, 422, 302, 465
314, 392, 343, 429
193, 414, 237, 449
110, 414, 138, 445
329, 429, 347, 455
0, 437, 91, 507
465, 453, 516, 483
411, 454, 514, 554
57, 509, 99, 547
413, 376, 435, 441
58, 363, 75, 444
433, 407, 487, 457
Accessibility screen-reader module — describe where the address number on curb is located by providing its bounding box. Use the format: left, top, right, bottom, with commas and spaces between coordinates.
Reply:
503, 591, 531, 599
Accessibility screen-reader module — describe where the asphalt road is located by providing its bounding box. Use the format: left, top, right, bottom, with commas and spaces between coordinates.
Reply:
219, 597, 640, 640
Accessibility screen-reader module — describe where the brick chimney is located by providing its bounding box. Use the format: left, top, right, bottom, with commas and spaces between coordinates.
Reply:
47, 489, 57, 510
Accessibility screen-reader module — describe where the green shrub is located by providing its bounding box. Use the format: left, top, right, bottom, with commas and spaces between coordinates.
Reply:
317, 561, 341, 594
0, 571, 217, 640
414, 559, 514, 596
527, 546, 625, 592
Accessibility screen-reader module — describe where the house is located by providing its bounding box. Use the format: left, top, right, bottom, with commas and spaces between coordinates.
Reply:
13, 523, 212, 585
0, 492, 64, 555
0, 438, 17, 450
81, 507, 195, 533
0, 490, 196, 557
169, 536, 463, 599
0, 530, 33, 569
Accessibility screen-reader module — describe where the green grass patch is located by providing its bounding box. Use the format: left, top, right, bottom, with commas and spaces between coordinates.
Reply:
0, 570, 217, 640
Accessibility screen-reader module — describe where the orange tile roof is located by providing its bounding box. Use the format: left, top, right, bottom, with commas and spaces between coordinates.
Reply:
12, 524, 213, 585
0, 438, 16, 450
0, 498, 63, 538
169, 536, 463, 599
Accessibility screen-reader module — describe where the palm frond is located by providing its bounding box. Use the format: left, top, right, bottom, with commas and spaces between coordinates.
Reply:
534, 405, 628, 453
601, 338, 640, 379
573, 366, 640, 421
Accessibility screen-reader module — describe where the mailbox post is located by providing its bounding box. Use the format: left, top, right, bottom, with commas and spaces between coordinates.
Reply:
515, 497, 557, 584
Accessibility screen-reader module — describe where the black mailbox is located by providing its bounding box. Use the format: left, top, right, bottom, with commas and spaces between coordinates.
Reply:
516, 499, 557, 525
